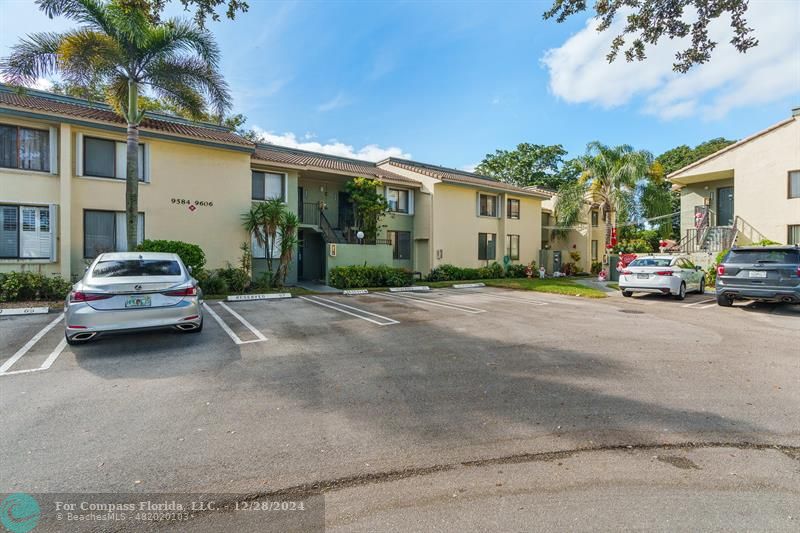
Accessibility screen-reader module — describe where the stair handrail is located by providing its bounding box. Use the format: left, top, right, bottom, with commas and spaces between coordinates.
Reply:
318, 209, 341, 243
732, 215, 767, 245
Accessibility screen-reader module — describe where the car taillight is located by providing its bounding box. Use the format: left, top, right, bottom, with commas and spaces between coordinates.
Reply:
655, 270, 673, 276
163, 287, 197, 297
717, 264, 725, 276
796, 265, 800, 277
70, 291, 112, 302
621, 270, 632, 275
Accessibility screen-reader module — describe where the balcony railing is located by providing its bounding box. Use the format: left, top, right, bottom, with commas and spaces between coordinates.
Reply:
299, 202, 321, 226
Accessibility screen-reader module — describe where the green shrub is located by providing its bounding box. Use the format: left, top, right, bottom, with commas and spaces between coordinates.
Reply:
477, 262, 505, 279
329, 265, 413, 289
427, 263, 509, 281
136, 240, 206, 274
214, 266, 250, 293
197, 270, 228, 295
612, 239, 653, 254
0, 271, 73, 302
590, 261, 603, 275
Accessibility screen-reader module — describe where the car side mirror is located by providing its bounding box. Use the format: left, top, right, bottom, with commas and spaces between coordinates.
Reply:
188, 266, 193, 274
696, 266, 703, 271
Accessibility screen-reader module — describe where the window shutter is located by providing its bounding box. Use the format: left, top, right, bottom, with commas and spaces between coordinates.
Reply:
49, 204, 57, 261
115, 142, 126, 179
408, 190, 414, 215
75, 133, 83, 176
476, 192, 480, 217
48, 127, 58, 174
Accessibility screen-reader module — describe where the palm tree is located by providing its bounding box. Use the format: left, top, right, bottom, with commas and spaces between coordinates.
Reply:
1, 0, 231, 250
241, 199, 285, 284
553, 142, 660, 238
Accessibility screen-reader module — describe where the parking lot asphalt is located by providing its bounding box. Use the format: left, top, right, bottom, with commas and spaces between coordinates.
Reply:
0, 287, 798, 529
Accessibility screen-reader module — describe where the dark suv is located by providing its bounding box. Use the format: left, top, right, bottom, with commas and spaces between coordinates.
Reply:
715, 246, 800, 306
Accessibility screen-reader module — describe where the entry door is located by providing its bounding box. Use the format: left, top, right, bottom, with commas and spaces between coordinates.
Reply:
717, 187, 734, 226
552, 251, 562, 273
297, 231, 305, 280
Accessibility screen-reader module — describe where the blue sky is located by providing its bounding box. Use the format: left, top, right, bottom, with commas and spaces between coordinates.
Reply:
1, 0, 798, 170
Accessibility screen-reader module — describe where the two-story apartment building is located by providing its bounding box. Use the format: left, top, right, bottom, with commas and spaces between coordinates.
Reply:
668, 108, 800, 250
540, 192, 610, 274
377, 158, 550, 272
0, 86, 254, 281
2, 85, 548, 284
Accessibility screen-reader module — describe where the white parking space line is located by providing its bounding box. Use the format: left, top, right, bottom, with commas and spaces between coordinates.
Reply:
462, 291, 548, 306
202, 303, 265, 345
373, 292, 486, 314
0, 313, 64, 375
299, 296, 399, 326
218, 302, 268, 342
0, 337, 68, 377
682, 298, 715, 308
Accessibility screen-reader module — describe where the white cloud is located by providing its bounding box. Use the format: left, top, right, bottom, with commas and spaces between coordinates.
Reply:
541, 1, 800, 120
317, 92, 351, 112
253, 128, 411, 162
460, 163, 478, 173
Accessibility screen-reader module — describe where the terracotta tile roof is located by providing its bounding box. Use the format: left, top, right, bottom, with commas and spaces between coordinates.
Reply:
0, 86, 253, 147
381, 158, 552, 198
252, 144, 421, 185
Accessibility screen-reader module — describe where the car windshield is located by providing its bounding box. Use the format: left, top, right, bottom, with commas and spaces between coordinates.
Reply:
629, 258, 672, 267
92, 260, 182, 277
725, 249, 800, 264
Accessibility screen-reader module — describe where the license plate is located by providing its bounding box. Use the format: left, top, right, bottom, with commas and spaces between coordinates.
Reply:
637, 273, 649, 279
748, 271, 767, 278
125, 295, 151, 308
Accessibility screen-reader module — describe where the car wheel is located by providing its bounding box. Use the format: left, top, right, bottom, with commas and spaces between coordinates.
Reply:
698, 278, 705, 294
622, 290, 633, 297
674, 282, 686, 300
716, 293, 733, 307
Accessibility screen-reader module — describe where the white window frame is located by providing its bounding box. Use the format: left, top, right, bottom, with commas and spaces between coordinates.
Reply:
477, 193, 499, 218
251, 170, 288, 203
76, 133, 148, 182
0, 203, 57, 260
385, 187, 413, 215
83, 209, 144, 258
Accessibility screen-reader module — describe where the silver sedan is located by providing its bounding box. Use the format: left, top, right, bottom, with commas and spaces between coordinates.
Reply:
64, 252, 203, 344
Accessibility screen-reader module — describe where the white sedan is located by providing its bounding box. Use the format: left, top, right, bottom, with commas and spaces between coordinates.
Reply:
619, 255, 706, 300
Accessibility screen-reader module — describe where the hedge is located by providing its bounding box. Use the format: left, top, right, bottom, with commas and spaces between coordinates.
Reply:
426, 262, 532, 282
136, 240, 206, 274
0, 271, 73, 302
329, 265, 413, 289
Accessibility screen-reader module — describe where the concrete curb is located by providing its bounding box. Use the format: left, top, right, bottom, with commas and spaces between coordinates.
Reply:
226, 293, 292, 302
452, 283, 486, 289
390, 286, 431, 292
343, 289, 369, 296
0, 306, 51, 316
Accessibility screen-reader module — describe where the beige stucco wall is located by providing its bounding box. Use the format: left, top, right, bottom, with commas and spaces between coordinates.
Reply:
68, 126, 253, 276
671, 117, 800, 243
541, 196, 608, 273
431, 183, 542, 269
1, 112, 254, 279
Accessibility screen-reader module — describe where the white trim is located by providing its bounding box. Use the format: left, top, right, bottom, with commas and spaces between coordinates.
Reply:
0, 307, 51, 316
48, 204, 57, 262
75, 133, 83, 176
48, 126, 58, 174
144, 143, 151, 183
115, 142, 126, 179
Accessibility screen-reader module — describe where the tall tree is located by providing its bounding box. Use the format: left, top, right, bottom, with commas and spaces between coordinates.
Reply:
150, 0, 248, 28
475, 143, 579, 190
2, 0, 231, 250
543, 0, 758, 73
553, 142, 660, 236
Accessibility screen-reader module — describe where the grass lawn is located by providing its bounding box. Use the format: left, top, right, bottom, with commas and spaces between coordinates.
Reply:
421, 278, 607, 298
607, 282, 619, 290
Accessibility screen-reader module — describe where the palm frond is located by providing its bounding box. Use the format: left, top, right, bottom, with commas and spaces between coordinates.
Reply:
57, 29, 123, 82
36, 0, 118, 39
144, 19, 222, 67
0, 32, 64, 84
146, 56, 231, 116
552, 180, 588, 239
